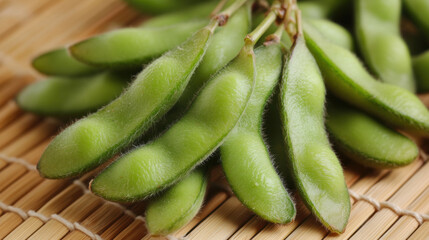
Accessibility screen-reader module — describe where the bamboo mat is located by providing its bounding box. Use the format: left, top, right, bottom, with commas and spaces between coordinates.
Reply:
0, 0, 428, 239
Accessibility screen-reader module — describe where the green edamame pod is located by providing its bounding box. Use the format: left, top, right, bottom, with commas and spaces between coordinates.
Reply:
281, 36, 350, 233
174, 5, 250, 110
138, 5, 250, 141
145, 167, 207, 235
91, 44, 256, 201
221, 44, 295, 224
38, 23, 215, 179
298, 0, 351, 19
70, 20, 208, 69
326, 100, 419, 168
16, 72, 128, 118
141, 1, 217, 28
306, 19, 354, 51
32, 48, 100, 77
404, 0, 429, 42
413, 50, 429, 92
304, 21, 429, 137
123, 0, 202, 14
355, 0, 416, 92
33, 2, 216, 76
264, 95, 294, 189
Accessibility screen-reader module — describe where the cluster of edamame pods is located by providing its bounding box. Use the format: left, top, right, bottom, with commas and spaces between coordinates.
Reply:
15, 0, 429, 235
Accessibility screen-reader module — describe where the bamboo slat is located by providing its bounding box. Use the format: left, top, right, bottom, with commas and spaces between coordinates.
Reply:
380, 187, 429, 239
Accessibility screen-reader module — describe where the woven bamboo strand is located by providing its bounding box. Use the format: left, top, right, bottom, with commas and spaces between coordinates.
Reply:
114, 220, 147, 240
408, 221, 429, 239
100, 214, 135, 239
4, 183, 85, 239
250, 163, 364, 240
0, 101, 23, 130
349, 162, 429, 239
0, 139, 50, 192
0, 0, 90, 55
185, 197, 254, 240
12, 0, 120, 61
380, 187, 429, 239
1, 119, 58, 156
0, 172, 43, 216
282, 167, 391, 239
0, 152, 150, 229
62, 202, 124, 240
0, 118, 56, 170
28, 193, 104, 239
0, 114, 41, 153
324, 160, 424, 239
0, 178, 70, 238
0, 0, 56, 38
173, 190, 230, 238
0, 200, 103, 240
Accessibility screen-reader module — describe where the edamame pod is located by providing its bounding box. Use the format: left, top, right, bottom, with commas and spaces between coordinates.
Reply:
355, 0, 415, 92
304, 21, 429, 137
16, 72, 128, 118
221, 44, 295, 224
38, 23, 215, 179
326, 100, 419, 168
91, 44, 256, 201
306, 19, 353, 51
141, 1, 216, 28
123, 0, 202, 14
404, 0, 429, 41
413, 50, 429, 93
145, 167, 207, 235
139, 5, 250, 141
32, 48, 100, 76
174, 6, 250, 110
33, 2, 216, 76
70, 20, 208, 69
298, 0, 351, 19
280, 36, 350, 233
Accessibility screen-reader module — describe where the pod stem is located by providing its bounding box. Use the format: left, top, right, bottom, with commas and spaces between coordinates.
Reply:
283, 0, 302, 42
213, 0, 249, 26
264, 21, 284, 46
210, 0, 228, 17
246, 1, 281, 46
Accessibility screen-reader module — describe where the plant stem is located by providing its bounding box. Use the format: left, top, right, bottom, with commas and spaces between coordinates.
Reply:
214, 0, 249, 26
245, 5, 279, 46
211, 0, 228, 17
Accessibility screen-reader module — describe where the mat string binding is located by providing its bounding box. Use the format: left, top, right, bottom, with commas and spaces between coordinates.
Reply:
0, 201, 102, 240
1, 152, 428, 238
348, 189, 429, 224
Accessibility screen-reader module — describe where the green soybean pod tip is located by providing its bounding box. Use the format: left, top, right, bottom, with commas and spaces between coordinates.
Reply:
355, 0, 415, 92
304, 21, 429, 137
404, 0, 429, 41
145, 167, 207, 235
32, 48, 99, 76
16, 72, 127, 118
90, 44, 256, 201
281, 36, 350, 233
38, 23, 215, 179
124, 0, 202, 14
326, 100, 419, 168
413, 50, 429, 93
70, 19, 208, 69
221, 44, 295, 224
